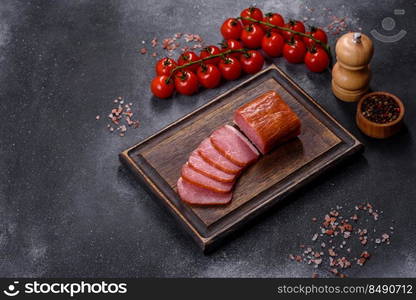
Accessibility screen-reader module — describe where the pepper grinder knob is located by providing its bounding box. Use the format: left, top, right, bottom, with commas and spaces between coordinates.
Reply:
353, 32, 362, 43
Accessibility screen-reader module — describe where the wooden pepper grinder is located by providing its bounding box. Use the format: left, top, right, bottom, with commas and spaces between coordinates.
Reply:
332, 32, 374, 102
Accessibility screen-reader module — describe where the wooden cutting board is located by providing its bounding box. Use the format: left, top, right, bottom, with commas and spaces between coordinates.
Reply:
120, 64, 363, 252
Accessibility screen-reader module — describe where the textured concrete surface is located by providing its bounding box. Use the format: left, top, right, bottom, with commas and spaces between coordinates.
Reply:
0, 0, 415, 277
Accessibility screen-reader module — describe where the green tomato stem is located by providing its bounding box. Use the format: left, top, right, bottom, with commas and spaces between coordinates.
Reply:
166, 48, 246, 83
239, 16, 331, 55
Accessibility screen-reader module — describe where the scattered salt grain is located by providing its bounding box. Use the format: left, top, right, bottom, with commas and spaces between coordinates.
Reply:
289, 202, 393, 277
140, 32, 206, 58
97, 97, 140, 136
151, 38, 157, 47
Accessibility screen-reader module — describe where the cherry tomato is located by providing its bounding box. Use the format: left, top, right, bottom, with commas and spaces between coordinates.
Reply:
220, 39, 244, 59
283, 39, 307, 64
151, 75, 175, 99
241, 24, 265, 49
220, 18, 243, 40
199, 45, 222, 65
303, 27, 328, 48
304, 47, 329, 72
240, 6, 264, 25
261, 12, 284, 32
240, 50, 264, 74
219, 56, 242, 80
155, 57, 177, 76
177, 51, 200, 72
282, 20, 306, 41
197, 64, 221, 88
261, 31, 284, 57
174, 70, 198, 95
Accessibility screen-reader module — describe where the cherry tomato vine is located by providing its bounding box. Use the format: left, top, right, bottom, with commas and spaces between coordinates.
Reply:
165, 48, 246, 82
239, 16, 331, 54
150, 6, 331, 99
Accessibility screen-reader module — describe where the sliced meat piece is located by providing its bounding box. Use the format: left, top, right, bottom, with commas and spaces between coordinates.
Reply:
197, 138, 242, 175
181, 163, 233, 193
210, 125, 260, 167
188, 150, 236, 183
177, 177, 232, 205
234, 90, 301, 154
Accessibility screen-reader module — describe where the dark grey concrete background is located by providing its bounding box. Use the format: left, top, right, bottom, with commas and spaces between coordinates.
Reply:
0, 0, 415, 277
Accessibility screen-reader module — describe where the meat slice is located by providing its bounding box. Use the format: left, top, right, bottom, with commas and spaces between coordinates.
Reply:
197, 138, 243, 175
181, 163, 233, 193
210, 125, 260, 167
188, 150, 236, 183
177, 177, 232, 205
234, 90, 301, 154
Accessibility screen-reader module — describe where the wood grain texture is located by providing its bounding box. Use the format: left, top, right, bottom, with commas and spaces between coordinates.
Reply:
120, 64, 363, 252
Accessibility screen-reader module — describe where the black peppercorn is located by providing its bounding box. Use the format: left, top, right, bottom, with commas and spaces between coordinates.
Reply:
361, 95, 400, 124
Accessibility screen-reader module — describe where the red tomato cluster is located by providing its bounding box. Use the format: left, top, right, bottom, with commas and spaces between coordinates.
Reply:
233, 8, 329, 70
151, 46, 264, 99
151, 6, 329, 99
232, 7, 329, 71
